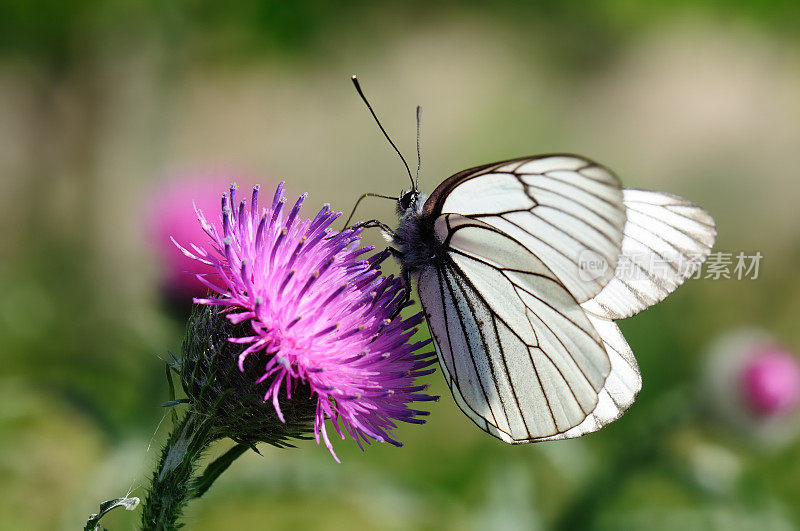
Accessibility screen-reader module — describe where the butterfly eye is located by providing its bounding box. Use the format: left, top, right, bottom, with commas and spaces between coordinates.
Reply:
399, 191, 416, 211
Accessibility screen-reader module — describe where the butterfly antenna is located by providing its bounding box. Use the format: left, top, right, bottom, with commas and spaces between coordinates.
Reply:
351, 75, 415, 190
415, 105, 422, 191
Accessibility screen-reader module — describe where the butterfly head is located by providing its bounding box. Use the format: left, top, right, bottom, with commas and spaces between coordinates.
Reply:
397, 190, 419, 213
398, 190, 429, 217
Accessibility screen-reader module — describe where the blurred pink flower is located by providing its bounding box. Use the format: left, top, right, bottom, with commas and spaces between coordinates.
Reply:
741, 346, 800, 416
149, 174, 257, 300
705, 329, 800, 447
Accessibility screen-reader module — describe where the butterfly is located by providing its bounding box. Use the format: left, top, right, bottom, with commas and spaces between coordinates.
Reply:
349, 77, 716, 443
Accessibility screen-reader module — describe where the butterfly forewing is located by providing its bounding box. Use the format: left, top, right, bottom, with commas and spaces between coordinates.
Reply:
581, 189, 717, 320
426, 156, 627, 303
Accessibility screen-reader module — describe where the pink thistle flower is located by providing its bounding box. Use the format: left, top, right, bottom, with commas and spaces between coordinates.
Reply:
175, 183, 437, 460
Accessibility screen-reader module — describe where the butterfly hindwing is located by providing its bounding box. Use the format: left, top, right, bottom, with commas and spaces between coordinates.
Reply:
534, 312, 641, 441
417, 257, 612, 442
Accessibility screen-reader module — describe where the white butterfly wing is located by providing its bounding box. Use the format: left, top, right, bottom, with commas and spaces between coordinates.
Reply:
532, 313, 641, 440
419, 258, 643, 442
582, 189, 717, 320
415, 155, 630, 441
431, 155, 627, 303
417, 250, 611, 442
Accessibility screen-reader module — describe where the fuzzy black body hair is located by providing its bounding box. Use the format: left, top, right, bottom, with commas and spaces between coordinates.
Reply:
392, 192, 441, 275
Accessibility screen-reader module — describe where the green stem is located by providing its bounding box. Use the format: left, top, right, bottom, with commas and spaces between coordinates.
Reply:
140, 409, 218, 530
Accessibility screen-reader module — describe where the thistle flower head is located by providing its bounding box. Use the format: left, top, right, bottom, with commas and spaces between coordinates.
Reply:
175, 183, 437, 459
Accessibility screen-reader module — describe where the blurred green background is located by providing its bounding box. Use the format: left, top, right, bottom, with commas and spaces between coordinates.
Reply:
2, 1, 800, 529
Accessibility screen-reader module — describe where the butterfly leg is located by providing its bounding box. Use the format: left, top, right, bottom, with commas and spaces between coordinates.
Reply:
350, 219, 398, 239
341, 192, 397, 230
384, 246, 414, 319
326, 218, 397, 241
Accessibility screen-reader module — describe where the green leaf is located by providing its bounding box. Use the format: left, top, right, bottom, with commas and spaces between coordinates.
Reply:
165, 362, 179, 425
191, 443, 250, 499
162, 399, 191, 407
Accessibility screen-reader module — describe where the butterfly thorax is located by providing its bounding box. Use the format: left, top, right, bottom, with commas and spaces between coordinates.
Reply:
393, 192, 440, 273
